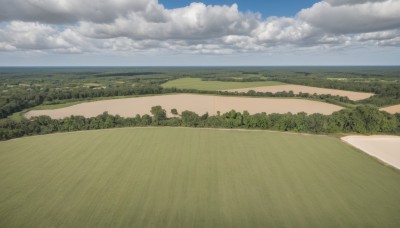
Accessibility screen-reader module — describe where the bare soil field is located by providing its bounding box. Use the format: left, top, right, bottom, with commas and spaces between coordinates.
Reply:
342, 135, 400, 169
25, 94, 343, 119
226, 85, 374, 101
380, 105, 400, 114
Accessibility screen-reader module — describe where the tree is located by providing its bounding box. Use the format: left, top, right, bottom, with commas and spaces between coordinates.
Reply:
306, 114, 328, 133
171, 108, 178, 116
200, 112, 209, 120
181, 111, 200, 127
141, 114, 152, 125
150, 106, 167, 122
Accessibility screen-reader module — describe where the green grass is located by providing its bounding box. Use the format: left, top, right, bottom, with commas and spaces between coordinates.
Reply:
32, 101, 87, 110
162, 78, 284, 91
1, 128, 400, 227
8, 111, 26, 121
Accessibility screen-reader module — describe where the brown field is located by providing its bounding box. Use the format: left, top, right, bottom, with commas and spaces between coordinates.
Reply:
226, 84, 374, 101
25, 94, 343, 119
380, 105, 400, 114
342, 135, 400, 169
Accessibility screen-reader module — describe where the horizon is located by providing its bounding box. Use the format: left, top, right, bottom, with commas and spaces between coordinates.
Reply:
1, 65, 399, 68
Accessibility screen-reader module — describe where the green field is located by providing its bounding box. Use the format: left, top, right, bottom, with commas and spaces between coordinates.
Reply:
162, 78, 284, 90
1, 128, 400, 227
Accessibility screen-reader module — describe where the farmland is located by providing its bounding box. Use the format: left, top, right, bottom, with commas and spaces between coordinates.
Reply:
162, 78, 284, 90
25, 94, 343, 119
2, 67, 400, 140
342, 135, 400, 169
381, 104, 400, 114
1, 128, 400, 227
226, 84, 374, 101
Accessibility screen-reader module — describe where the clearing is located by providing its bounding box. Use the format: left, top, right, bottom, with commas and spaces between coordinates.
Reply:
342, 135, 400, 169
226, 84, 374, 101
1, 128, 399, 227
25, 94, 343, 119
162, 78, 284, 90
380, 104, 400, 114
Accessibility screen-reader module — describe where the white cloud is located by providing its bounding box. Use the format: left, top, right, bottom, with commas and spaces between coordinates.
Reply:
300, 0, 400, 33
78, 3, 259, 40
0, 22, 68, 50
0, 0, 154, 24
0, 0, 399, 57
325, 0, 388, 6
0, 21, 91, 53
253, 17, 318, 45
0, 42, 16, 51
353, 29, 400, 46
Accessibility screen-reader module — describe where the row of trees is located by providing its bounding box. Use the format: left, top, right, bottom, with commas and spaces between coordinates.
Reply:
1, 105, 399, 140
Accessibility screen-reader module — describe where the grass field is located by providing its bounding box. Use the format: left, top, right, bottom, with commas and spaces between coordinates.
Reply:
162, 78, 284, 90
1, 128, 400, 227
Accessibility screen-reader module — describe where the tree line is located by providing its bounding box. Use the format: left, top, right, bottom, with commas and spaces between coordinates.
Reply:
1, 105, 399, 140
0, 84, 165, 119
270, 76, 400, 106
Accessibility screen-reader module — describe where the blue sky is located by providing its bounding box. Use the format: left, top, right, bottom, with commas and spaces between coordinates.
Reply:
159, 0, 319, 17
0, 0, 399, 66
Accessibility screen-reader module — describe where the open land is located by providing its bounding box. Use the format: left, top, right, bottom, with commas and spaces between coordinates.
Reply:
226, 85, 374, 101
162, 78, 284, 90
380, 104, 400, 114
1, 128, 400, 227
342, 135, 400, 169
25, 94, 343, 119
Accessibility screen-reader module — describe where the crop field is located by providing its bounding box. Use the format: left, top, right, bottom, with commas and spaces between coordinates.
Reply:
342, 135, 400, 169
227, 84, 374, 101
162, 78, 284, 90
25, 94, 343, 119
1, 128, 400, 227
381, 104, 400, 114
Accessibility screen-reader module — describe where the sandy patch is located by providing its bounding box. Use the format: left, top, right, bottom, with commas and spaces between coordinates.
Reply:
25, 94, 343, 119
226, 85, 374, 101
380, 105, 400, 114
342, 135, 400, 169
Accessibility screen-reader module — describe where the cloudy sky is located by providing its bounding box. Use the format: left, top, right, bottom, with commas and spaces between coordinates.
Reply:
0, 0, 399, 66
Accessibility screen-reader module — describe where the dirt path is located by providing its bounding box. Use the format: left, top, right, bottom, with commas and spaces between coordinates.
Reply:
342, 135, 400, 169
25, 94, 343, 119
226, 84, 374, 101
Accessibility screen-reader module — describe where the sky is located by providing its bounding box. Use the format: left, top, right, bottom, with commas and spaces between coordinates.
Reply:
0, 0, 399, 66
159, 0, 320, 17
